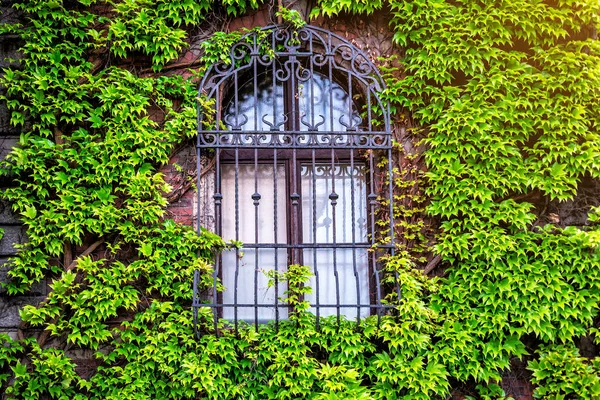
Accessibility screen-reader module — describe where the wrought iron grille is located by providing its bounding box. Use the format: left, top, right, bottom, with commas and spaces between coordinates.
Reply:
193, 24, 399, 334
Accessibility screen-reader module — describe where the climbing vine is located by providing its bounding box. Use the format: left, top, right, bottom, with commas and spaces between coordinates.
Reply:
0, 0, 600, 399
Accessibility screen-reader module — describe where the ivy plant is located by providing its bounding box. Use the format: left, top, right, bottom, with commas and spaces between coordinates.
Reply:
0, 0, 599, 398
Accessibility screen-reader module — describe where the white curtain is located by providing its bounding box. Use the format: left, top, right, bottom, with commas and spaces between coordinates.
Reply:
220, 162, 369, 322
301, 163, 370, 319
221, 164, 288, 323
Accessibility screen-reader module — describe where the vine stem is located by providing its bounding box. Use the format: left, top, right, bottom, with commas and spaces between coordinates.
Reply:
65, 239, 104, 272
16, 238, 105, 342
166, 156, 216, 203
422, 254, 441, 275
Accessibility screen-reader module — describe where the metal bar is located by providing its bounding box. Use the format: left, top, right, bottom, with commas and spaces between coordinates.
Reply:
253, 35, 258, 132
350, 151, 360, 326
328, 32, 334, 131
311, 150, 320, 329
196, 131, 391, 149
309, 40, 315, 130
197, 130, 389, 135
199, 303, 397, 309
290, 53, 300, 272
234, 149, 240, 332
330, 151, 340, 325
198, 143, 390, 150
213, 145, 222, 333
290, 56, 297, 132
368, 148, 382, 326
250, 35, 259, 333
367, 84, 372, 132
273, 149, 279, 330
326, 35, 341, 325
291, 149, 299, 264
254, 149, 259, 331
272, 58, 281, 328
347, 71, 361, 325
388, 147, 400, 301
235, 70, 240, 128
224, 243, 375, 249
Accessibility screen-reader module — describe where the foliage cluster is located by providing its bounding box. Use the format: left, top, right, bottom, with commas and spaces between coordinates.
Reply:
528, 344, 600, 398
314, 0, 600, 397
0, 0, 599, 399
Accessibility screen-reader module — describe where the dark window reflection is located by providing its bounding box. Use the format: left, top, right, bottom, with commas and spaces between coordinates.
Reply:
224, 71, 361, 133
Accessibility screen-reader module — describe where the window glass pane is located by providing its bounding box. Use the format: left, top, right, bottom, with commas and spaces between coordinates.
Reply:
223, 72, 361, 136
301, 163, 369, 319
303, 249, 370, 319
301, 164, 367, 243
298, 74, 361, 133
221, 164, 288, 323
223, 73, 284, 132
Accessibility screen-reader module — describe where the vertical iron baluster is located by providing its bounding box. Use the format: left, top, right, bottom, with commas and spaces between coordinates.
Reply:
367, 84, 372, 132
309, 41, 315, 131
308, 42, 319, 326
366, 88, 379, 322
327, 32, 340, 325
368, 149, 382, 326
330, 149, 340, 325
385, 100, 398, 301
311, 150, 320, 329
347, 72, 361, 324
253, 149, 260, 331
342, 167, 347, 242
272, 61, 280, 330
214, 146, 222, 333
252, 35, 258, 132
327, 33, 334, 135
291, 150, 299, 264
231, 72, 241, 333
273, 149, 279, 330
252, 40, 260, 331
291, 58, 297, 132
234, 149, 240, 332
290, 54, 300, 270
272, 63, 278, 128
350, 150, 360, 326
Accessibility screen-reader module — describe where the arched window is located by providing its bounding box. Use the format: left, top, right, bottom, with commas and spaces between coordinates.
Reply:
194, 25, 398, 333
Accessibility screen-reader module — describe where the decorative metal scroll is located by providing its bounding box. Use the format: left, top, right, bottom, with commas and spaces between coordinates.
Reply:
194, 24, 399, 335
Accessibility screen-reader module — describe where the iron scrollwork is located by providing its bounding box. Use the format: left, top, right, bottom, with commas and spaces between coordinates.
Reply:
194, 24, 398, 335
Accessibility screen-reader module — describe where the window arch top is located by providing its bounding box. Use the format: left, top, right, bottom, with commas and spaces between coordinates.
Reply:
197, 24, 392, 149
